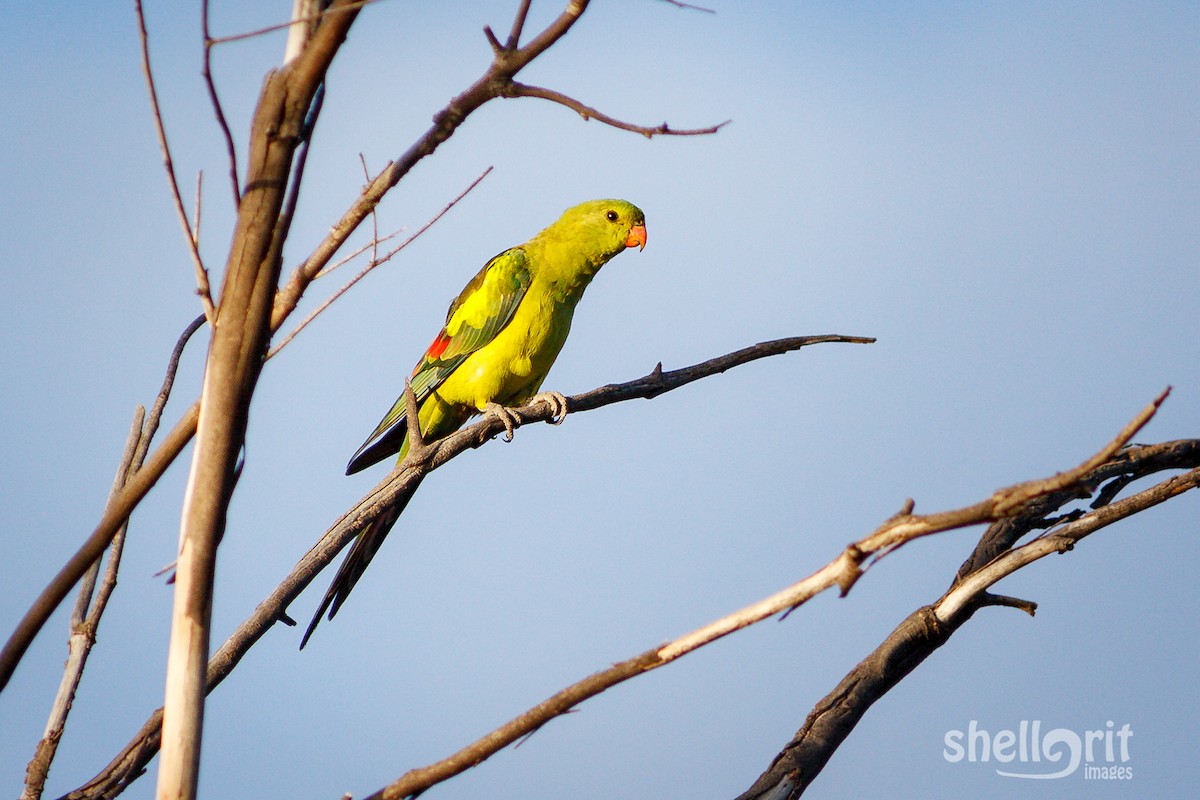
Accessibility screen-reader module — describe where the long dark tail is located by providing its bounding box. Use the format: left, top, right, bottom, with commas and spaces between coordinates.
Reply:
300, 487, 418, 649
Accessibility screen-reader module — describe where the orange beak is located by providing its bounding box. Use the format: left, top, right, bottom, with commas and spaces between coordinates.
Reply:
625, 223, 647, 251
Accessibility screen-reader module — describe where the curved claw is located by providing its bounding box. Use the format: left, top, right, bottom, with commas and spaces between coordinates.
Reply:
484, 402, 519, 441
533, 391, 570, 425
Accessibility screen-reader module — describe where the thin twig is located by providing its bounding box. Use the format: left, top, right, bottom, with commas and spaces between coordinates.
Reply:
401, 378, 427, 454
134, 0, 216, 323
143, 314, 207, 458
658, 0, 716, 13
192, 172, 203, 247
507, 82, 731, 137
201, 0, 241, 211
268, 167, 492, 355
505, 0, 533, 49
360, 154, 379, 268
276, 82, 326, 254
314, 230, 405, 280
207, 0, 381, 47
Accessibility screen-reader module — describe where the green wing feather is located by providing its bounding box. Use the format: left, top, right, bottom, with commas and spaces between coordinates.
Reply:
344, 247, 532, 474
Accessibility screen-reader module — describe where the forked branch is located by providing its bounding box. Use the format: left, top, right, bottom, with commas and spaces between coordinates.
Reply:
735, 440, 1200, 800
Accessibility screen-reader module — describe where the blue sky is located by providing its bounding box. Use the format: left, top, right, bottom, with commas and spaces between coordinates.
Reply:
2, 2, 1197, 799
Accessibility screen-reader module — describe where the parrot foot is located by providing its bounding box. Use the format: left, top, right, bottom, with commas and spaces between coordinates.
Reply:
532, 391, 569, 425
484, 402, 521, 442
483, 392, 569, 442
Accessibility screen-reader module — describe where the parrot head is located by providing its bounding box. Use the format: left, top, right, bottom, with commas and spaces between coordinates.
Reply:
552, 199, 647, 261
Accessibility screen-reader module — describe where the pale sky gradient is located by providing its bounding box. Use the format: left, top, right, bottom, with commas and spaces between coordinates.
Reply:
2, 2, 1197, 799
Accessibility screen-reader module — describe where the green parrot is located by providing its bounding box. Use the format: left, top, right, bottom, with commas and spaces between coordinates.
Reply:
301, 199, 647, 647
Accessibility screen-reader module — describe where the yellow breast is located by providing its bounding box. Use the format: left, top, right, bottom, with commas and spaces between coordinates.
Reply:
438, 285, 574, 412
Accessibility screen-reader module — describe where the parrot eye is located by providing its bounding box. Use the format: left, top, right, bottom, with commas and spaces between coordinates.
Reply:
605, 210, 619, 222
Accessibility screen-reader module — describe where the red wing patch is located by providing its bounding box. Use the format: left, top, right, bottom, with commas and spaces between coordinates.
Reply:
417, 330, 452, 373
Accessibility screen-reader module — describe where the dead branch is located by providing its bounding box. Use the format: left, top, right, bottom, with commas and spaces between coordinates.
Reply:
208, 0, 380, 48
658, 0, 716, 13
506, 81, 731, 137
191, 172, 202, 247
312, 229, 404, 281
200, 0, 241, 211
733, 440, 1200, 800
60, 334, 873, 800
953, 437, 1200, 580
0, 397, 199, 695
21, 412, 143, 800
937, 462, 1200, 621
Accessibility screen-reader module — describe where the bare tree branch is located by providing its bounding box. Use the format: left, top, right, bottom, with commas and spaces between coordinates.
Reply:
191, 172, 202, 247
734, 443, 1200, 799
938, 464, 1200, 620
61, 334, 873, 800
0, 404, 199, 694
952, 437, 1200, 580
501, 0, 532, 50
200, 0, 241, 211
21, 410, 143, 800
361, 153, 379, 267
658, 0, 716, 13
507, 81, 731, 137
134, 0, 216, 324
208, 0, 379, 47
314, 229, 404, 281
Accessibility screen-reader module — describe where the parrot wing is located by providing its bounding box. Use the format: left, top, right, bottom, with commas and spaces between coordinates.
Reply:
344, 246, 532, 474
